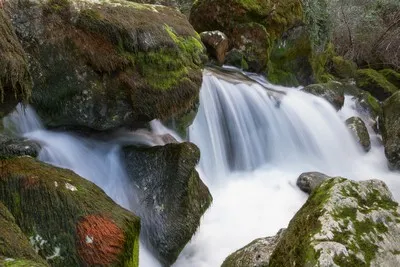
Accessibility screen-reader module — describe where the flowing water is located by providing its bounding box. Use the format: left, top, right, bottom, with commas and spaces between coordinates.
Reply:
4, 68, 400, 267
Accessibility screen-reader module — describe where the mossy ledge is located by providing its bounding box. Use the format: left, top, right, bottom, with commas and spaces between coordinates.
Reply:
5, 0, 206, 130
0, 157, 140, 266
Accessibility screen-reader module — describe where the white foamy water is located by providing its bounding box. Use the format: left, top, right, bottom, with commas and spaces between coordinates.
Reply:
174, 69, 400, 267
4, 68, 400, 267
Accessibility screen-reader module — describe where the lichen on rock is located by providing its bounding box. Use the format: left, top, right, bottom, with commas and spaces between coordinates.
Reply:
302, 81, 345, 110
345, 116, 371, 152
269, 178, 400, 267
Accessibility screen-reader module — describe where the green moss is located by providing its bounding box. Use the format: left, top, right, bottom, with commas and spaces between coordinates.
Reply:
0, 157, 140, 266
2, 259, 47, 267
0, 10, 32, 111
330, 56, 357, 79
356, 69, 398, 100
132, 25, 204, 91
311, 42, 335, 83
121, 222, 140, 267
269, 179, 337, 266
379, 69, 400, 88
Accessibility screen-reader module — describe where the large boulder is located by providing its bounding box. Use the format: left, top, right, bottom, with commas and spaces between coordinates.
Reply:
4, 0, 205, 131
0, 9, 31, 117
0, 157, 140, 266
296, 172, 329, 194
345, 116, 371, 152
122, 142, 212, 266
302, 81, 345, 110
328, 56, 357, 79
382, 91, 400, 170
190, 0, 302, 73
269, 178, 400, 266
221, 229, 285, 267
0, 202, 48, 266
355, 69, 398, 101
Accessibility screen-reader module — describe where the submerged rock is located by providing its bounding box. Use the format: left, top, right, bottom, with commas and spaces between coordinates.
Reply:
296, 172, 330, 194
382, 91, 400, 170
269, 178, 400, 266
0, 202, 48, 266
345, 116, 371, 152
221, 229, 285, 267
302, 81, 345, 110
4, 0, 205, 131
200, 30, 229, 64
0, 157, 140, 266
0, 9, 31, 117
122, 142, 212, 265
356, 69, 398, 101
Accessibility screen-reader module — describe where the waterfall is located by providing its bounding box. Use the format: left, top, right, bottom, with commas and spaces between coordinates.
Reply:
4, 68, 400, 267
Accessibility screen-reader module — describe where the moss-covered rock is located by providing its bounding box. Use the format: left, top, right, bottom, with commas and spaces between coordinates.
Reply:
346, 116, 371, 152
356, 69, 398, 101
225, 49, 249, 71
329, 56, 357, 79
268, 25, 313, 86
122, 142, 212, 265
190, 0, 302, 73
296, 172, 329, 194
0, 202, 48, 266
379, 69, 400, 89
269, 178, 400, 266
221, 229, 286, 267
302, 81, 345, 110
4, 0, 205, 131
0, 258, 48, 267
382, 91, 400, 170
0, 9, 31, 118
0, 157, 140, 266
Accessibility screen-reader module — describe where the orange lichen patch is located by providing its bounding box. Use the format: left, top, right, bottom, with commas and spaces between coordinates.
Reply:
76, 214, 125, 265
21, 175, 39, 189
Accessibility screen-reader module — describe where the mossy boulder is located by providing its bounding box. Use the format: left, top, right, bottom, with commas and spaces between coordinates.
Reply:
346, 116, 371, 152
0, 157, 140, 266
355, 69, 398, 101
134, 0, 194, 17
122, 142, 212, 265
4, 0, 205, 131
269, 178, 400, 266
328, 56, 357, 79
0, 9, 31, 118
379, 69, 400, 89
268, 25, 314, 86
296, 172, 329, 194
225, 49, 249, 71
302, 81, 345, 110
0, 202, 48, 266
382, 91, 400, 170
221, 229, 286, 267
190, 0, 302, 73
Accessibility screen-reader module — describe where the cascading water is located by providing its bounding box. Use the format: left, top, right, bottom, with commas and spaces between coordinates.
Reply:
4, 68, 400, 267
174, 69, 400, 266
